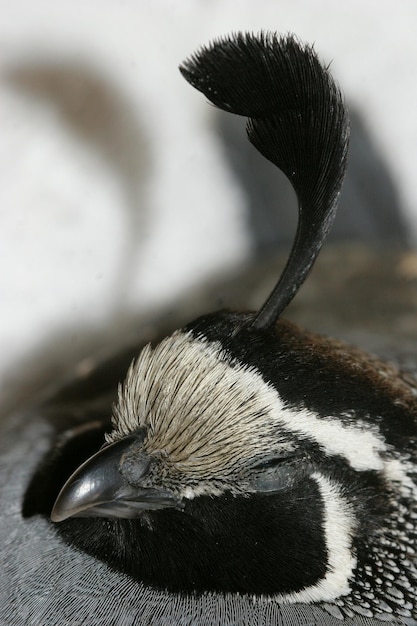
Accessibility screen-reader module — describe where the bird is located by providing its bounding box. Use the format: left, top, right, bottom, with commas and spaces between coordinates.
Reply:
1, 32, 416, 626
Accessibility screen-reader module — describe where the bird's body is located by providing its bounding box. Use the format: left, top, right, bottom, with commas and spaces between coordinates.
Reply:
1, 31, 416, 626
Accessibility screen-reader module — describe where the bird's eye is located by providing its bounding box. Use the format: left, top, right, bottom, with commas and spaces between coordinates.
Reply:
252, 453, 298, 471
249, 454, 300, 494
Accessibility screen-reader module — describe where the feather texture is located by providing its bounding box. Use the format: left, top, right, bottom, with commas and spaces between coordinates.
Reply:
180, 33, 349, 327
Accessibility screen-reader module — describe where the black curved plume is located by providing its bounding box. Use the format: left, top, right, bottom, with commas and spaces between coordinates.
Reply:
180, 32, 350, 329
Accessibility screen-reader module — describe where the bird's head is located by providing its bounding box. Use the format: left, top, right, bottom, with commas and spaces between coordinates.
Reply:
52, 320, 309, 521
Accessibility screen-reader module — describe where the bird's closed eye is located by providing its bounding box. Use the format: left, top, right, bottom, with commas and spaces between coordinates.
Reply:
252, 453, 298, 471
249, 453, 301, 493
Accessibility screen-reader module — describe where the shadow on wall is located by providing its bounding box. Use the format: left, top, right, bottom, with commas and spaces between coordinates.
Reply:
2, 59, 156, 418
6, 60, 152, 312
217, 109, 411, 253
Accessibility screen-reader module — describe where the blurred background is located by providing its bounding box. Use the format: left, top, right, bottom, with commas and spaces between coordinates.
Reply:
1, 0, 417, 415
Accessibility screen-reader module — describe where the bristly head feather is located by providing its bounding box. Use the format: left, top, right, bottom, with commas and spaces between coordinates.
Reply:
106, 331, 296, 489
180, 32, 350, 329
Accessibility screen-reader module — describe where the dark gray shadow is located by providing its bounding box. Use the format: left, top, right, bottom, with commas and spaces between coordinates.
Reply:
5, 60, 151, 311
2, 59, 154, 418
217, 109, 410, 253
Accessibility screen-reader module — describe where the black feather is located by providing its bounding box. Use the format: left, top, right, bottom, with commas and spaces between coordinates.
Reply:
180, 32, 350, 328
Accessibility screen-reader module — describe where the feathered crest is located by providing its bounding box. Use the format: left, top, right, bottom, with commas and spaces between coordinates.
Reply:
180, 32, 350, 328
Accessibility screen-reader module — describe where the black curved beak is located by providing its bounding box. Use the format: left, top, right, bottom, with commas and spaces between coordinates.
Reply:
51, 436, 181, 522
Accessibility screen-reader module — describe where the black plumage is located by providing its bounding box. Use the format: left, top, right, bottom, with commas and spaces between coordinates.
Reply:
1, 31, 417, 626
181, 33, 349, 327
